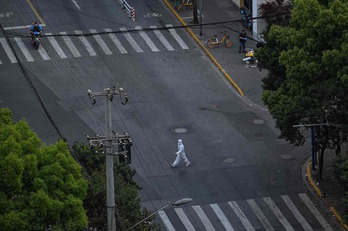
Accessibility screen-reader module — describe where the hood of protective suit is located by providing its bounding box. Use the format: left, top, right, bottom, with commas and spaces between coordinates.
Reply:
177, 139, 183, 148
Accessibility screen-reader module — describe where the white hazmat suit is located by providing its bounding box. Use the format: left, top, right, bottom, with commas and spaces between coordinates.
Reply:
172, 139, 190, 167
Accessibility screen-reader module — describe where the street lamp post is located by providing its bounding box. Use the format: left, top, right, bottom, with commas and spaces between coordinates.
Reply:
126, 198, 193, 231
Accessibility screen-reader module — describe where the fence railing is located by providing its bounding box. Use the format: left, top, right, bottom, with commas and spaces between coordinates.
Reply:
117, 0, 135, 22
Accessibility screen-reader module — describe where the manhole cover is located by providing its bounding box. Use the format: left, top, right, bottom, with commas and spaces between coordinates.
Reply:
280, 154, 292, 160
254, 119, 264, 124
175, 128, 188, 134
223, 157, 235, 163
254, 133, 263, 137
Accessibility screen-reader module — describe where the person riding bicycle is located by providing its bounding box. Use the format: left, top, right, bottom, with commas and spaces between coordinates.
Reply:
30, 22, 43, 41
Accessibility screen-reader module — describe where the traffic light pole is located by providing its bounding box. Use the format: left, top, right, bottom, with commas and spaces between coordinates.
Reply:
87, 87, 129, 231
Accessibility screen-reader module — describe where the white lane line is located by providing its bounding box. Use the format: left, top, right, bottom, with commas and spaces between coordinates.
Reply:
174, 208, 196, 231
14, 37, 34, 62
60, 32, 81, 58
120, 27, 143, 53
0, 60, 2, 64
75, 30, 97, 56
263, 197, 295, 231
72, 0, 81, 9
165, 24, 189, 50
158, 210, 176, 231
247, 199, 275, 231
0, 38, 18, 63
37, 45, 50, 60
210, 203, 235, 231
45, 33, 67, 59
192, 205, 215, 231
3, 24, 46, 30
150, 26, 174, 51
282, 195, 313, 231
299, 193, 334, 231
135, 26, 159, 52
90, 29, 112, 55
228, 201, 255, 231
104, 28, 127, 54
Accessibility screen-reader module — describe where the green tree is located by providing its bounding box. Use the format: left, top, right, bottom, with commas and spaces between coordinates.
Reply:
73, 143, 160, 231
0, 108, 88, 230
256, 0, 348, 179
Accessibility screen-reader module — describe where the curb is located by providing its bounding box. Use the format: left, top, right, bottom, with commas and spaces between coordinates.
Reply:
162, 0, 244, 97
306, 161, 348, 230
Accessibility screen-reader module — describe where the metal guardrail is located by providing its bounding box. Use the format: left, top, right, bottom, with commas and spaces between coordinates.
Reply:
117, 0, 135, 22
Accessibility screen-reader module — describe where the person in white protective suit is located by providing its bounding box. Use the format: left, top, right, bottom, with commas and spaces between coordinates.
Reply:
171, 139, 190, 167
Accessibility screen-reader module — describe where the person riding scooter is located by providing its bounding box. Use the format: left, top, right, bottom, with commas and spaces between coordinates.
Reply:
30, 22, 43, 42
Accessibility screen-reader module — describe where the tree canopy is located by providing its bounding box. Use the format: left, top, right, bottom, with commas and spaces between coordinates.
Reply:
0, 108, 88, 230
256, 0, 348, 177
73, 143, 159, 231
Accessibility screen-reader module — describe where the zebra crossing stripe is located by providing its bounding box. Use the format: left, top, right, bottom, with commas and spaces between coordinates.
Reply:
90, 29, 112, 55
174, 208, 196, 231
282, 195, 313, 231
14, 37, 34, 62
299, 193, 334, 231
264, 197, 295, 231
150, 26, 174, 51
135, 26, 159, 52
0, 59, 2, 64
0, 38, 18, 63
210, 203, 235, 231
192, 205, 215, 231
45, 33, 67, 59
228, 201, 255, 231
158, 210, 176, 231
104, 28, 127, 54
37, 45, 50, 60
75, 30, 97, 56
247, 199, 275, 231
120, 27, 144, 53
60, 32, 81, 58
165, 24, 189, 50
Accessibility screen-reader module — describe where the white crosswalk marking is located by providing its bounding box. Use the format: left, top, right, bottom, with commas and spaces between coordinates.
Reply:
90, 29, 112, 55
158, 210, 176, 231
210, 203, 235, 231
150, 26, 174, 51
0, 38, 18, 63
135, 26, 159, 52
165, 24, 189, 50
14, 37, 34, 62
299, 193, 334, 231
60, 32, 81, 58
264, 197, 295, 231
120, 27, 143, 53
104, 28, 127, 54
247, 199, 275, 231
192, 205, 215, 231
37, 45, 50, 60
175, 208, 196, 231
75, 30, 97, 56
45, 33, 67, 59
228, 201, 255, 231
282, 195, 313, 231
0, 60, 2, 64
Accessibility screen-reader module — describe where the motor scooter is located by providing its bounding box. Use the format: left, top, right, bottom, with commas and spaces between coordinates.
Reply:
242, 49, 258, 68
32, 31, 41, 50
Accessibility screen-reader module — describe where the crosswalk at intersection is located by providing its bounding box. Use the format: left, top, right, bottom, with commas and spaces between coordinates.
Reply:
0, 25, 189, 64
157, 193, 334, 231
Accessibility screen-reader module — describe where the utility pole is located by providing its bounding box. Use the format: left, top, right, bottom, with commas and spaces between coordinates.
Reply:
86, 87, 130, 231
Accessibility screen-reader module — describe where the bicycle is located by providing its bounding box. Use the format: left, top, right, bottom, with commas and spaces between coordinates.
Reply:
207, 31, 232, 49
176, 0, 192, 11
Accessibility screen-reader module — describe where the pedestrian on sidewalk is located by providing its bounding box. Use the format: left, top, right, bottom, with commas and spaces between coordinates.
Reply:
239, 29, 247, 53
171, 139, 190, 167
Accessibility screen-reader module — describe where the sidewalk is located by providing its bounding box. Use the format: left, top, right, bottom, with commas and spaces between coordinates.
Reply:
168, 0, 266, 107
165, 0, 347, 229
